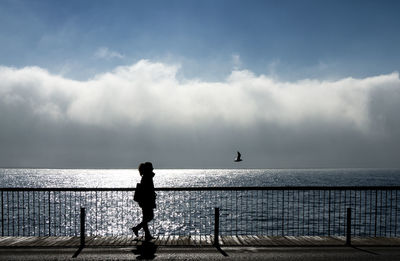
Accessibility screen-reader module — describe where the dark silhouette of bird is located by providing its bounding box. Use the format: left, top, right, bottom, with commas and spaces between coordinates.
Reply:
234, 151, 243, 162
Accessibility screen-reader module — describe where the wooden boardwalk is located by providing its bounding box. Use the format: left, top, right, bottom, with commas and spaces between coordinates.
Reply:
1, 236, 400, 248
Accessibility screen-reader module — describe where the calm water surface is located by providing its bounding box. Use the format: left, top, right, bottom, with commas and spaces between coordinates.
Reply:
1, 168, 400, 187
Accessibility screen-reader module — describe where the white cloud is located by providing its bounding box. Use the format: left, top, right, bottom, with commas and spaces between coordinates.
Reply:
1, 61, 400, 167
1, 61, 399, 132
94, 47, 124, 59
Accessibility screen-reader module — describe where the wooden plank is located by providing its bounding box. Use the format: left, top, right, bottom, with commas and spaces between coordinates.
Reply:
163, 235, 170, 245
206, 235, 213, 246
357, 237, 393, 246
277, 236, 294, 246
18, 236, 41, 247
170, 235, 178, 246
0, 237, 18, 247
137, 236, 146, 246
175, 236, 182, 246
47, 237, 64, 247
197, 235, 201, 245
156, 235, 166, 246
231, 235, 242, 246
123, 236, 131, 246
63, 236, 76, 247
329, 236, 345, 245
110, 236, 121, 246
153, 235, 162, 245
180, 236, 190, 246
272, 236, 288, 246
129, 235, 138, 246
106, 235, 115, 246
297, 236, 318, 246
96, 236, 109, 246
172, 235, 178, 245
248, 235, 262, 245
94, 236, 111, 246
326, 236, 345, 245
176, 235, 184, 246
191, 235, 201, 246
114, 236, 126, 246
292, 236, 311, 246
82, 235, 90, 245
113, 235, 122, 246
0, 237, 14, 245
1, 236, 400, 247
127, 235, 138, 246
217, 236, 224, 245
249, 235, 264, 246
352, 236, 371, 245
29, 237, 53, 247
243, 235, 258, 245
282, 236, 299, 246
64, 236, 80, 247
86, 236, 100, 246
6, 237, 24, 247
386, 237, 400, 245
36, 237, 57, 247
188, 235, 194, 246
237, 235, 251, 245
221, 236, 233, 246
314, 236, 342, 246
120, 235, 131, 246
8, 237, 36, 247
258, 236, 281, 246
130, 236, 141, 246
164, 235, 172, 246
46, 237, 67, 246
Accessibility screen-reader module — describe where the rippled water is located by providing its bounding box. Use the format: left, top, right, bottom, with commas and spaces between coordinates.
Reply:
1, 168, 400, 188
1, 168, 400, 237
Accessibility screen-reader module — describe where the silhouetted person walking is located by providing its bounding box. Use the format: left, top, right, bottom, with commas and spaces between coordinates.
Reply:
132, 162, 157, 241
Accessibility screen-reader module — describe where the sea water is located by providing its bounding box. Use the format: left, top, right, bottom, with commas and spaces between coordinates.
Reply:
1, 168, 400, 237
1, 168, 400, 188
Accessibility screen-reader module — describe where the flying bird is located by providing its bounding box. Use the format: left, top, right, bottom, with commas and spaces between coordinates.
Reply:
234, 151, 243, 162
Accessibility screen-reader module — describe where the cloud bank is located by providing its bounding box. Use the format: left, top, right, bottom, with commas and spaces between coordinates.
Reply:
1, 60, 400, 168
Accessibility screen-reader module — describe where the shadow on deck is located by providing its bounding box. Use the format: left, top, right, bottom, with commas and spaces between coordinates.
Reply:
1, 236, 400, 248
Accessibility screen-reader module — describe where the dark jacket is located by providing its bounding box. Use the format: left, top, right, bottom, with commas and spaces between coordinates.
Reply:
139, 172, 156, 209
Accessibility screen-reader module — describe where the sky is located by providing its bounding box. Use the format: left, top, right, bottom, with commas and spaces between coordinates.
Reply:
0, 0, 400, 168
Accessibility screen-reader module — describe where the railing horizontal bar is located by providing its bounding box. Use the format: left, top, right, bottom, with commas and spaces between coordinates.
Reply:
1, 186, 400, 192
1, 186, 399, 237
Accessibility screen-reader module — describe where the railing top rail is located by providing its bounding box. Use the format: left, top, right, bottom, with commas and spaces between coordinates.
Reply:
1, 186, 400, 192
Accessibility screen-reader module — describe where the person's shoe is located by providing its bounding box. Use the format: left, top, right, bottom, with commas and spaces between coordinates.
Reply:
131, 227, 139, 237
145, 235, 155, 241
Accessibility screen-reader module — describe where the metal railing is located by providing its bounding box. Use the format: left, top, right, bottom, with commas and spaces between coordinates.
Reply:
1, 187, 399, 237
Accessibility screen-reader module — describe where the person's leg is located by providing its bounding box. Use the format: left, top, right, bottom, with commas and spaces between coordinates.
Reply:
132, 207, 154, 238
142, 208, 155, 240
131, 207, 146, 237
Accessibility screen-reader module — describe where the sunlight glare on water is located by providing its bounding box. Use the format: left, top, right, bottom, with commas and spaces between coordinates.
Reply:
1, 168, 400, 236
1, 168, 400, 187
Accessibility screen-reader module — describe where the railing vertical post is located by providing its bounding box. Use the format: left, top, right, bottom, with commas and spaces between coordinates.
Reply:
80, 208, 86, 247
328, 190, 331, 236
48, 191, 51, 236
346, 208, 351, 246
214, 207, 219, 246
1, 191, 3, 236
281, 190, 284, 236
374, 190, 378, 237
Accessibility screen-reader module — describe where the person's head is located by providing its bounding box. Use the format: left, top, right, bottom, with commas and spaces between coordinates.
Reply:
143, 162, 154, 174
138, 163, 146, 176
138, 162, 154, 176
